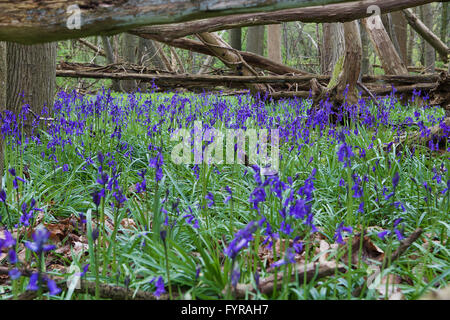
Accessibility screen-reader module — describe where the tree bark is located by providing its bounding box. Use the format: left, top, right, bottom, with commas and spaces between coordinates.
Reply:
121, 33, 138, 92
137, 38, 166, 70
362, 15, 408, 75
360, 24, 373, 75
247, 26, 265, 56
6, 42, 56, 130
132, 0, 437, 42
229, 28, 242, 51
391, 11, 408, 65
312, 21, 362, 109
421, 4, 435, 72
267, 24, 282, 63
402, 8, 449, 63
441, 2, 448, 47
2, 0, 377, 44
101, 36, 122, 91
322, 23, 345, 75
407, 23, 415, 65
196, 32, 267, 93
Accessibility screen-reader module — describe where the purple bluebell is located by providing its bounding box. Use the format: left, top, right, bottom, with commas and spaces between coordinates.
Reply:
224, 221, 258, 259
333, 222, 353, 245
25, 228, 55, 254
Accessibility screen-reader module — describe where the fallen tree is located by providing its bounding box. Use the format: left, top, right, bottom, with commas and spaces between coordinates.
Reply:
402, 8, 449, 62
362, 16, 408, 75
0, 0, 369, 44
56, 62, 440, 86
130, 0, 437, 41
130, 33, 310, 75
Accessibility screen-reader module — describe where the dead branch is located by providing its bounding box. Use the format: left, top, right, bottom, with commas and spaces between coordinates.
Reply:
232, 261, 345, 299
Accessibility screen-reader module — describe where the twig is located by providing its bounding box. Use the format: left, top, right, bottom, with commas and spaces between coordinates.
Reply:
384, 228, 423, 268
232, 261, 345, 299
357, 80, 381, 108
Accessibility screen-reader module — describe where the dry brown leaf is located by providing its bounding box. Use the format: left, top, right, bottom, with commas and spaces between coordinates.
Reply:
342, 235, 384, 266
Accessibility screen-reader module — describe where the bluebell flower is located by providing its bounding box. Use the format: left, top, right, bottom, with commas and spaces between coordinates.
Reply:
224, 221, 258, 259
337, 143, 354, 168
249, 187, 266, 210
333, 222, 353, 245
150, 276, 165, 298
9, 268, 21, 280
224, 185, 233, 204
25, 227, 55, 254
27, 273, 39, 291
280, 221, 292, 235
272, 248, 295, 268
78, 264, 90, 277
46, 277, 61, 295
205, 192, 215, 208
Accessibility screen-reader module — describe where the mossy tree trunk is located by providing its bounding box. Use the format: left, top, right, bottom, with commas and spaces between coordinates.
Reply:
311, 21, 361, 110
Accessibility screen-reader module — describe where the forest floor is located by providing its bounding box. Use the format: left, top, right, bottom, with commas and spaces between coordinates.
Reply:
0, 89, 448, 300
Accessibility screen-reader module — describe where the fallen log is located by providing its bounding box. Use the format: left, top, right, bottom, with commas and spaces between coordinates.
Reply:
362, 16, 408, 75
55, 63, 442, 97
430, 72, 450, 116
0, 0, 367, 44
131, 0, 437, 41
56, 69, 329, 84
402, 9, 449, 62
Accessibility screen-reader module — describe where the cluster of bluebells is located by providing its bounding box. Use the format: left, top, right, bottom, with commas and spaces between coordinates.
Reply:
377, 218, 405, 241
0, 85, 447, 299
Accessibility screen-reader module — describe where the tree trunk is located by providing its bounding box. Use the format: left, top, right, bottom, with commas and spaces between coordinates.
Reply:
441, 2, 448, 47
101, 36, 122, 91
137, 38, 166, 70
267, 24, 282, 63
312, 21, 362, 111
422, 4, 435, 72
121, 33, 138, 92
362, 15, 408, 75
229, 28, 242, 51
407, 24, 415, 66
360, 24, 373, 75
6, 42, 56, 129
321, 23, 345, 75
247, 26, 265, 56
391, 11, 408, 65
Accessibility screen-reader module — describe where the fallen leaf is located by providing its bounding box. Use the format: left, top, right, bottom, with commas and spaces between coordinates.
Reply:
342, 235, 384, 266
